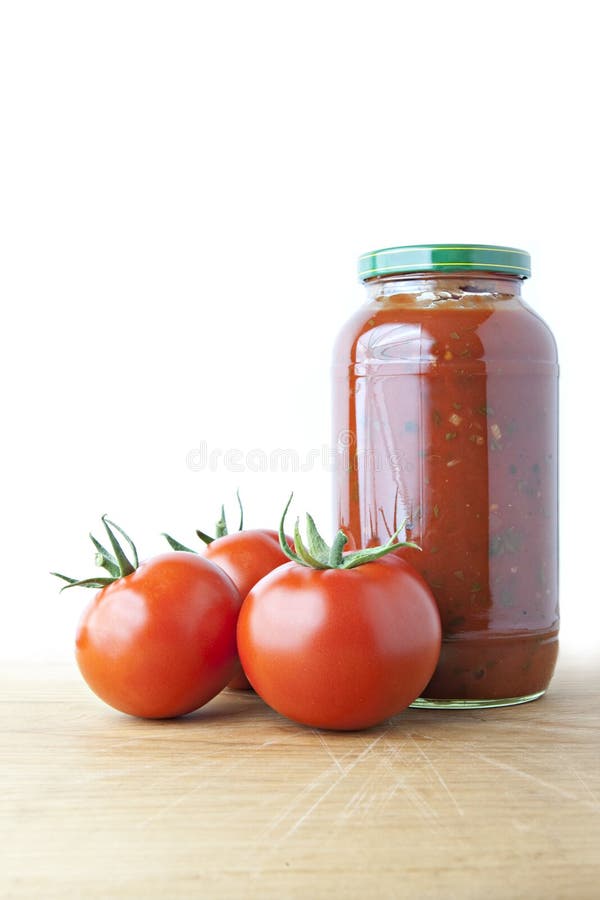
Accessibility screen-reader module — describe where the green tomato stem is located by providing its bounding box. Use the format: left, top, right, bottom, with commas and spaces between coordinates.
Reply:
328, 531, 349, 567
277, 498, 421, 571
166, 492, 245, 553
52, 516, 141, 591
215, 505, 228, 538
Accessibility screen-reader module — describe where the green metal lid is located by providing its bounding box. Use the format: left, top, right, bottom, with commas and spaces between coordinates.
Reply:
358, 244, 531, 281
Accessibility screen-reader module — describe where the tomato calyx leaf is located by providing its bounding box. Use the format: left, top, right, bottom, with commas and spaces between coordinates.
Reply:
162, 533, 197, 553
305, 514, 331, 565
51, 574, 117, 590
51, 516, 140, 591
340, 531, 421, 569
293, 517, 329, 569
162, 490, 245, 552
102, 516, 137, 575
279, 494, 421, 571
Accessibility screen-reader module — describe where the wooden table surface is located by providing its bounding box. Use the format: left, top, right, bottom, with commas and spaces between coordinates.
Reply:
2, 656, 599, 899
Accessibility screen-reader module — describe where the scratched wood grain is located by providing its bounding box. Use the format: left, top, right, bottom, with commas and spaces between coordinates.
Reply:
1, 656, 599, 899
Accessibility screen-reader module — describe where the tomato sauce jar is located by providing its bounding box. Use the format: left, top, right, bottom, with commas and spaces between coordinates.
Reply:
332, 245, 559, 707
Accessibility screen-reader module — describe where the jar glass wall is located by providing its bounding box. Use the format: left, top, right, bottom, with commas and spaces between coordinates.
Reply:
332, 248, 559, 708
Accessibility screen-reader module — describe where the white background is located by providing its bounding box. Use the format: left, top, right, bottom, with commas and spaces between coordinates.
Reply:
1, 1, 598, 660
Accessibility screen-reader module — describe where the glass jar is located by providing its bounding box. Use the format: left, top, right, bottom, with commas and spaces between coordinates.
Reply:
332, 244, 559, 707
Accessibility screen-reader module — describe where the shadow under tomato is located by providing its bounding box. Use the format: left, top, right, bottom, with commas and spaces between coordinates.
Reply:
170, 691, 265, 726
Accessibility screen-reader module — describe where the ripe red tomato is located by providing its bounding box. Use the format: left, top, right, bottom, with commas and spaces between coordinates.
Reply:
75, 552, 242, 718
203, 529, 288, 598
237, 553, 441, 730
202, 530, 291, 689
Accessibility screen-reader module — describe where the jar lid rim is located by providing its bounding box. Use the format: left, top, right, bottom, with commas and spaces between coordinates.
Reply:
358, 244, 531, 281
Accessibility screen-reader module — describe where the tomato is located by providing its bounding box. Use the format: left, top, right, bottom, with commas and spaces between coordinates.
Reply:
203, 529, 288, 598
54, 519, 242, 718
236, 501, 442, 730
163, 499, 292, 690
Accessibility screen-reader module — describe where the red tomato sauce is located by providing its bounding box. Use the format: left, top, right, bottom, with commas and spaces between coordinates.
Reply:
333, 274, 559, 704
